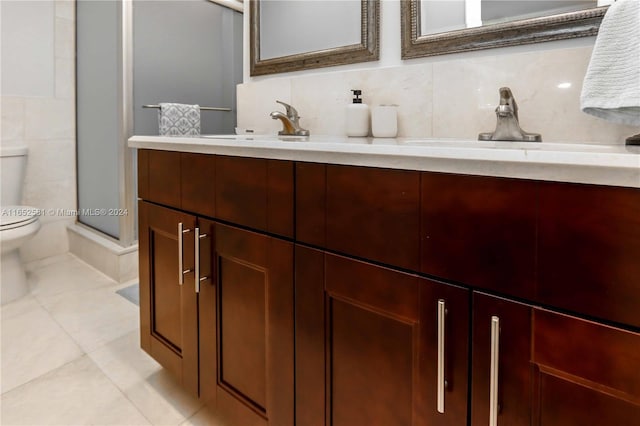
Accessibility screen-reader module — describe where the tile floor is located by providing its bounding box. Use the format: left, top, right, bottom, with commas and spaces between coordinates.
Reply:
1, 253, 221, 425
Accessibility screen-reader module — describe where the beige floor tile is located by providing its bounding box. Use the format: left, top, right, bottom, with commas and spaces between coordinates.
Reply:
0, 254, 223, 425
89, 331, 203, 426
0, 294, 41, 320
1, 299, 83, 393
29, 254, 115, 303
40, 284, 139, 353
180, 405, 227, 426
24, 253, 72, 272
87, 330, 159, 389
0, 356, 150, 425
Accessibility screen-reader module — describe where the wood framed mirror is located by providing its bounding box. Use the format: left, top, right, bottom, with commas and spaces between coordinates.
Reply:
250, 0, 379, 76
401, 1, 607, 59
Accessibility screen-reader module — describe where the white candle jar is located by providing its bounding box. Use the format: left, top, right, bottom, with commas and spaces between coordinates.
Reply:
371, 105, 398, 138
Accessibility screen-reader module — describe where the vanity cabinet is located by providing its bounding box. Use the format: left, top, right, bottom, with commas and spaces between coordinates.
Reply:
295, 246, 469, 426
138, 150, 295, 425
138, 147, 640, 425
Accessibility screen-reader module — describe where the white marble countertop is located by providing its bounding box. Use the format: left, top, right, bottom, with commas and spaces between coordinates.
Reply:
128, 134, 640, 188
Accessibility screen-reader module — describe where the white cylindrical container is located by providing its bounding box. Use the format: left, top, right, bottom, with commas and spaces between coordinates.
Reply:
372, 105, 398, 138
346, 90, 370, 137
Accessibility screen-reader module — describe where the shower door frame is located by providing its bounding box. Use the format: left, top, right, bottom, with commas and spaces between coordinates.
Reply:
75, 0, 136, 247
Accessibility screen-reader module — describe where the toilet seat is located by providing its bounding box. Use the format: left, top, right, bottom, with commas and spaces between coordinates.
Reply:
1, 206, 40, 231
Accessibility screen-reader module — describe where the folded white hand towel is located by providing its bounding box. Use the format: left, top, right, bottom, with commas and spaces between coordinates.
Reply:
580, 0, 640, 126
158, 103, 201, 136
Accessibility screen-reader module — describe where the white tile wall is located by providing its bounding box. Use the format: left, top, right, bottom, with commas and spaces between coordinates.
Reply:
55, 0, 74, 21
19, 220, 71, 262
54, 16, 75, 60
1, 97, 26, 145
55, 57, 75, 99
1, 1, 55, 97
1, 0, 76, 263
23, 98, 75, 140
237, 78, 293, 134
22, 138, 75, 184
238, 44, 639, 145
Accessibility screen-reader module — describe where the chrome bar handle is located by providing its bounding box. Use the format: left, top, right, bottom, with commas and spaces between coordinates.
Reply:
194, 228, 208, 294
437, 299, 446, 414
489, 316, 501, 426
178, 222, 191, 285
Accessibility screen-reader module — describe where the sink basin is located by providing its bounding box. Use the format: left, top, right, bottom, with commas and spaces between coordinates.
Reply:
402, 139, 623, 153
200, 134, 242, 139
195, 135, 635, 154
403, 139, 494, 148
200, 134, 311, 142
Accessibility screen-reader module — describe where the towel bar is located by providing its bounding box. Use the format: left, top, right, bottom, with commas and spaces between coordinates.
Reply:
143, 104, 231, 112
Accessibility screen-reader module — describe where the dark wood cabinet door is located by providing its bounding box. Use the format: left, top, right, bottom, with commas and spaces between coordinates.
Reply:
531, 309, 640, 425
538, 182, 640, 327
210, 223, 294, 426
471, 292, 532, 426
138, 201, 199, 396
422, 173, 537, 299
296, 163, 421, 271
295, 246, 469, 426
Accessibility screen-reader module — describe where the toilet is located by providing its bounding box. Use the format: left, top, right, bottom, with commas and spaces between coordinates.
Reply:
1, 145, 41, 305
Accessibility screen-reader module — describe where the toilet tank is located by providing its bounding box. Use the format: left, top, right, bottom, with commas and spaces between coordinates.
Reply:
0, 145, 28, 206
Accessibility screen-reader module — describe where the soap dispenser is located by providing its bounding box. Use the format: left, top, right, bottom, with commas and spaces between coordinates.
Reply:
346, 90, 370, 137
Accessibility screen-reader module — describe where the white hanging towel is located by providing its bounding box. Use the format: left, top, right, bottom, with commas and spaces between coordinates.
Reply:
580, 0, 640, 126
158, 103, 201, 136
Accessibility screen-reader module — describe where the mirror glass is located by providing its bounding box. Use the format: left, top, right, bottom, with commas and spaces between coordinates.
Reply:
260, 1, 361, 59
251, 0, 379, 76
401, 0, 606, 59
420, 0, 597, 36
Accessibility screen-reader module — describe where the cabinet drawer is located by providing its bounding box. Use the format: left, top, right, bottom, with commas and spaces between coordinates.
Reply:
138, 150, 294, 237
138, 149, 181, 209
421, 173, 537, 299
137, 149, 216, 214
181, 152, 216, 217
538, 182, 640, 327
215, 156, 294, 238
296, 163, 421, 271
532, 308, 640, 424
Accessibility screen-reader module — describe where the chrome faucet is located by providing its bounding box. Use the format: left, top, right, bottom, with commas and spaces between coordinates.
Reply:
270, 101, 310, 136
479, 87, 541, 142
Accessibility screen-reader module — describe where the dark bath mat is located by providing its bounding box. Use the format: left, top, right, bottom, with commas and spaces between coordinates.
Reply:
116, 283, 139, 306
